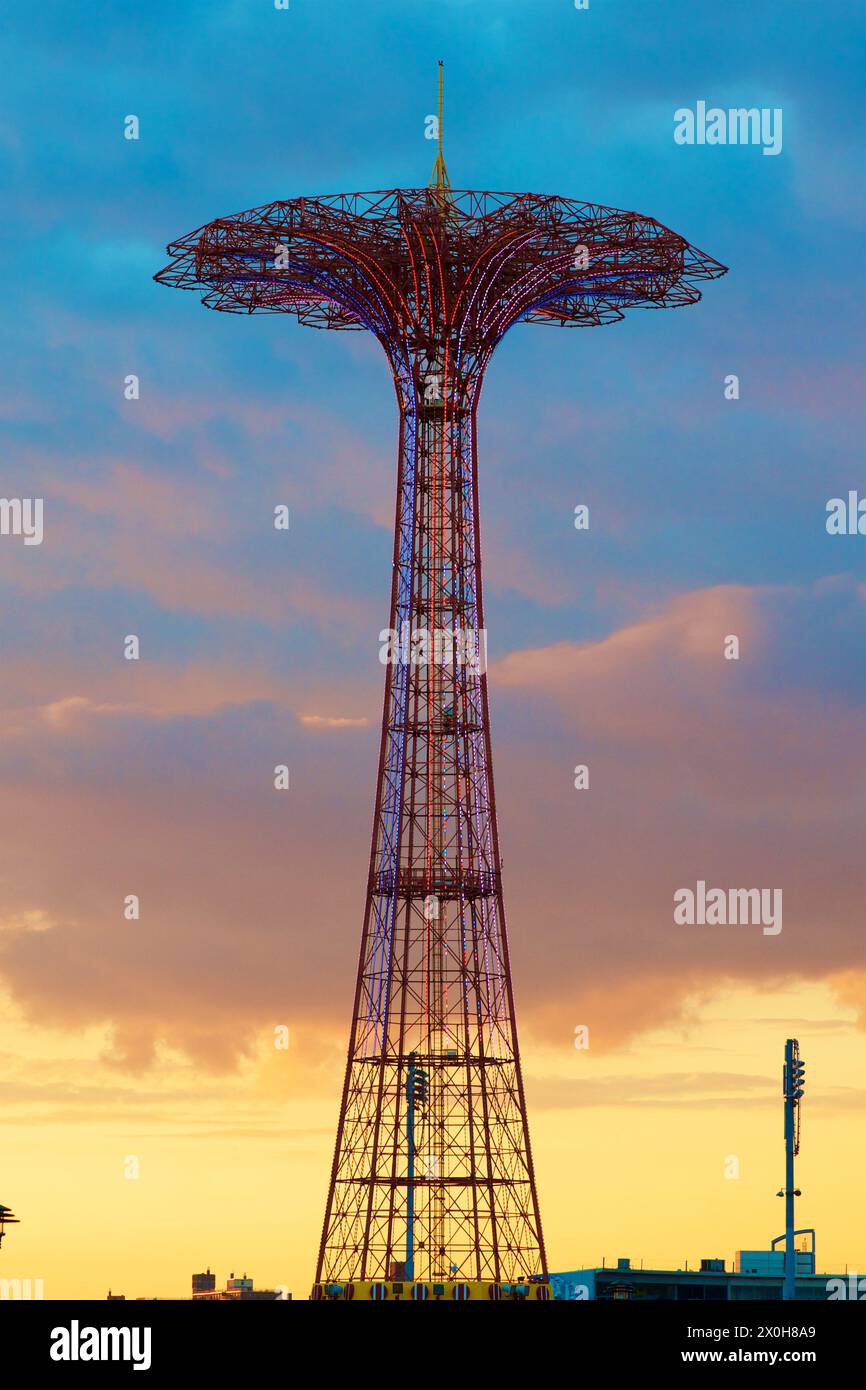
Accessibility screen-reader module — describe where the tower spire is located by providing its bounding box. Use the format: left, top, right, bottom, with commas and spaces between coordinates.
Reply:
429, 60, 452, 207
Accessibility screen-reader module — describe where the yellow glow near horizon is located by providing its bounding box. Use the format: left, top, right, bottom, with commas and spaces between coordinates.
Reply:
1, 982, 862, 1299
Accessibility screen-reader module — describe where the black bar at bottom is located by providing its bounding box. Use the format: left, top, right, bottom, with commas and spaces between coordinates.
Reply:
3, 1295, 860, 1375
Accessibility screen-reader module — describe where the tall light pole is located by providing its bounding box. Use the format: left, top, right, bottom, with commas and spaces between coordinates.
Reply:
779, 1039, 806, 1300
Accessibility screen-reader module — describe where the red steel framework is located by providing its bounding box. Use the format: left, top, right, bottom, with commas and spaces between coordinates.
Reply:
156, 167, 725, 1288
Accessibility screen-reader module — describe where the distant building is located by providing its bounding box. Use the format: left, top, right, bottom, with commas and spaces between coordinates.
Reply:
105, 1267, 288, 1301
191, 1269, 288, 1301
551, 1252, 837, 1301
736, 1249, 814, 1277
225, 1275, 254, 1296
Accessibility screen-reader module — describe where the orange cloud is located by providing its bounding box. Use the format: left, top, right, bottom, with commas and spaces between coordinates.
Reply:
0, 582, 862, 1069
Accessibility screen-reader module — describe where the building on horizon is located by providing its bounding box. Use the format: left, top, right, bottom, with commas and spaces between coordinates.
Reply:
104, 1268, 288, 1301
550, 1244, 841, 1302
191, 1269, 288, 1301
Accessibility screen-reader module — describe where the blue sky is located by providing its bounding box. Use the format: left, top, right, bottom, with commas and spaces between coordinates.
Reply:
2, 1, 863, 661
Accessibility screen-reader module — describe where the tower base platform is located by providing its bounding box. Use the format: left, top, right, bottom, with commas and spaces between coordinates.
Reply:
311, 1279, 552, 1301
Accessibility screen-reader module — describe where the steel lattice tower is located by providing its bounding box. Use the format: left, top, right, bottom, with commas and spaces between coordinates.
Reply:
156, 74, 725, 1290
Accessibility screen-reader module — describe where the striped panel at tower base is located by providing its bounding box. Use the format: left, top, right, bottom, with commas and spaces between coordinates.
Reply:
311, 1278, 552, 1302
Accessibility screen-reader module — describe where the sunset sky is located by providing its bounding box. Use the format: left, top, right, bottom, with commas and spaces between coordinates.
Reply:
1, 1, 864, 1298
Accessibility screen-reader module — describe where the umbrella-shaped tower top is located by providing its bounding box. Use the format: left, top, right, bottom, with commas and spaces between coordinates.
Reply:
155, 187, 726, 387
155, 63, 726, 391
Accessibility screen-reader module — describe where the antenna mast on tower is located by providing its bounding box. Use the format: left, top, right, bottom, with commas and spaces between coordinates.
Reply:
429, 61, 452, 210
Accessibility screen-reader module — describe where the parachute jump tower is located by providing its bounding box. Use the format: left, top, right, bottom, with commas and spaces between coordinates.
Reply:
156, 65, 726, 1300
